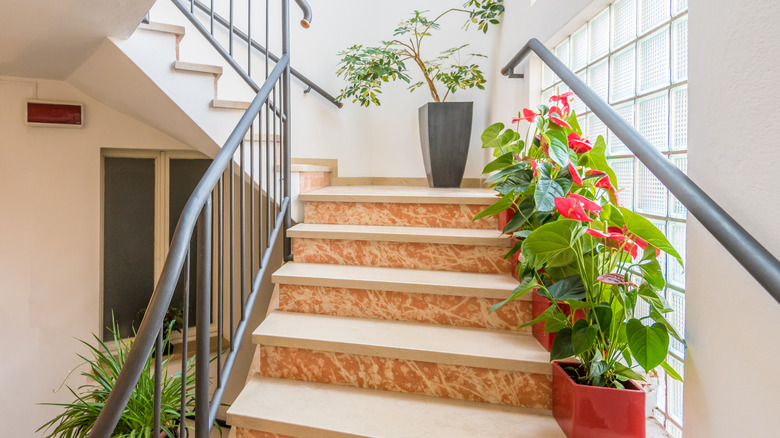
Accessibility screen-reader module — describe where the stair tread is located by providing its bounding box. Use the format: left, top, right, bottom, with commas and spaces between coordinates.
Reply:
137, 22, 185, 36
173, 60, 222, 75
273, 262, 524, 300
288, 223, 511, 247
254, 312, 550, 374
228, 376, 565, 438
299, 185, 497, 205
212, 99, 251, 109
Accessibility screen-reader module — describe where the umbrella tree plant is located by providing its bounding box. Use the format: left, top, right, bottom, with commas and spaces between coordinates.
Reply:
476, 92, 684, 388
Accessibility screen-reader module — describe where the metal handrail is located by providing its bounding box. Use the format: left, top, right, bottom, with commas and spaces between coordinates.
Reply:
502, 38, 780, 305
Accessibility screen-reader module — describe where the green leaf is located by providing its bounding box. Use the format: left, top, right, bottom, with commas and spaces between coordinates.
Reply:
534, 163, 566, 212
550, 327, 574, 360
650, 307, 685, 345
544, 314, 569, 333
613, 363, 645, 381
626, 320, 670, 372
503, 196, 534, 234
567, 111, 582, 135
496, 170, 534, 195
489, 278, 539, 312
620, 207, 684, 267
661, 360, 684, 381
473, 192, 513, 221
588, 359, 608, 379
579, 136, 617, 188
486, 162, 524, 183
638, 254, 665, 290
522, 220, 586, 269
481, 122, 505, 148
546, 130, 570, 167
571, 319, 598, 355
546, 275, 586, 300
482, 152, 514, 174
593, 304, 613, 337
518, 303, 562, 329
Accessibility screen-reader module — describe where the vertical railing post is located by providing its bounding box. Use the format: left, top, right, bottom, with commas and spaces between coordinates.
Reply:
195, 197, 212, 438
281, 0, 293, 261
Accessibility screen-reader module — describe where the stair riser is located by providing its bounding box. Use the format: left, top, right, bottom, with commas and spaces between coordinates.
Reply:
279, 284, 531, 331
292, 239, 512, 274
304, 201, 495, 229
259, 346, 552, 409
236, 429, 295, 438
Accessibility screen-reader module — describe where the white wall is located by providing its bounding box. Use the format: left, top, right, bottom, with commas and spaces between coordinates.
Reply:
685, 0, 780, 436
0, 76, 191, 436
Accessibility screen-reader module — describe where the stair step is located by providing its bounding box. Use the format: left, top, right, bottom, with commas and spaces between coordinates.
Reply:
288, 223, 509, 247
273, 262, 522, 300
299, 185, 497, 205
228, 376, 565, 438
212, 99, 251, 110
254, 312, 549, 374
137, 22, 186, 37
173, 60, 222, 76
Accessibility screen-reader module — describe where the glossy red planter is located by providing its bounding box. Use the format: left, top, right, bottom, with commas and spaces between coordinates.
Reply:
497, 208, 515, 233
509, 237, 520, 279
532, 291, 585, 352
553, 362, 646, 438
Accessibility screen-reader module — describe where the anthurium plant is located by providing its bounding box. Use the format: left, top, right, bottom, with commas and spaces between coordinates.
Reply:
476, 92, 685, 388
335, 1, 504, 106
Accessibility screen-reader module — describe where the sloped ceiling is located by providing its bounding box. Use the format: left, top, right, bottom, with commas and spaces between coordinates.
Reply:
0, 0, 155, 79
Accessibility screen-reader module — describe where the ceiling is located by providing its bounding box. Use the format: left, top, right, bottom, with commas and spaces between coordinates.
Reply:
0, 0, 155, 79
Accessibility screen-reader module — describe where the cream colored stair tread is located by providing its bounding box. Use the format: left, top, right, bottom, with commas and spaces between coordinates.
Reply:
299, 185, 497, 205
288, 223, 510, 247
173, 60, 223, 76
254, 312, 550, 374
137, 22, 185, 36
273, 262, 524, 300
212, 99, 251, 110
228, 376, 564, 438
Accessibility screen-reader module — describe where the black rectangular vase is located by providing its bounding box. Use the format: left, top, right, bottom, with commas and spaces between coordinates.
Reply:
418, 102, 473, 188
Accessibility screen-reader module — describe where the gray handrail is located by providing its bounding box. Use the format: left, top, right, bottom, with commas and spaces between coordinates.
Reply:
502, 38, 780, 305
87, 54, 290, 438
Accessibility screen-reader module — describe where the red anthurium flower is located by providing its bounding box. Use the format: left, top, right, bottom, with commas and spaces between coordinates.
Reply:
530, 158, 538, 177
521, 108, 539, 122
586, 170, 616, 191
554, 197, 593, 222
536, 134, 550, 155
568, 163, 582, 186
586, 228, 625, 240
548, 106, 572, 128
631, 233, 661, 257
567, 132, 592, 153
550, 91, 574, 115
511, 117, 522, 124
569, 193, 602, 212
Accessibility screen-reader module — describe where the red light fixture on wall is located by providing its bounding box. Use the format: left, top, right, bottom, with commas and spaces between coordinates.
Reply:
26, 101, 84, 128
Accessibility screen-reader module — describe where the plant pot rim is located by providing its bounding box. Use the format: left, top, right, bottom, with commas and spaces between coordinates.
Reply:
554, 361, 644, 393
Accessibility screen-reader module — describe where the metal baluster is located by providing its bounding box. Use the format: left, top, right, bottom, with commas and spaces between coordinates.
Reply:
272, 85, 277, 222
229, 160, 235, 350
282, 0, 292, 260
217, 176, 223, 388
179, 250, 190, 438
190, 0, 194, 13
195, 199, 212, 438
259, 108, 264, 263
240, 140, 246, 317
229, 0, 234, 55
250, 125, 255, 290
153, 327, 162, 437
210, 0, 214, 35
247, 0, 252, 77
265, 0, 269, 79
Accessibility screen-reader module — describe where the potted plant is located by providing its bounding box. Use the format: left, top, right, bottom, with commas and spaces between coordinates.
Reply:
38, 319, 197, 437
478, 94, 684, 437
137, 305, 185, 357
335, 1, 505, 188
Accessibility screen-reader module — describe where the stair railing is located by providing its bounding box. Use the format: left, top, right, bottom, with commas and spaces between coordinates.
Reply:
502, 38, 780, 305
88, 1, 308, 437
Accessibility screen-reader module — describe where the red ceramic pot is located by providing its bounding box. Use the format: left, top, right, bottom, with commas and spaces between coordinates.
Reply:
532, 290, 585, 352
497, 208, 515, 233
553, 362, 646, 438
509, 237, 520, 280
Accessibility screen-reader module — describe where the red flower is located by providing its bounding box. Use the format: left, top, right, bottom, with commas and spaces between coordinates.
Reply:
586, 170, 616, 191
586, 228, 625, 240
548, 107, 571, 128
606, 225, 661, 258
567, 132, 592, 153
530, 158, 538, 177
554, 197, 593, 222
568, 163, 582, 186
550, 91, 574, 115
520, 108, 539, 123
536, 134, 549, 155
569, 193, 602, 212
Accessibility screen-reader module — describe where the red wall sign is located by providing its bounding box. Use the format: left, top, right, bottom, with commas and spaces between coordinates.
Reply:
26, 101, 83, 127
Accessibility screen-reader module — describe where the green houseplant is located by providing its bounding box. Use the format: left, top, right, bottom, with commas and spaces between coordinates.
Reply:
476, 93, 684, 437
335, 1, 505, 188
38, 320, 196, 437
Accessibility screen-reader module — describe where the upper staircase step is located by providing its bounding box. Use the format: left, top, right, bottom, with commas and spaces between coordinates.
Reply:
212, 99, 251, 110
299, 185, 497, 205
137, 22, 186, 37
173, 60, 222, 76
228, 376, 565, 438
273, 262, 523, 300
254, 311, 550, 374
288, 223, 510, 247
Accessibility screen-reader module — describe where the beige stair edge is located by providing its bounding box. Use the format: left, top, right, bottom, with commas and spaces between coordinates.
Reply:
212, 99, 250, 110
292, 164, 331, 172
173, 60, 223, 76
227, 376, 564, 438
273, 262, 524, 300
288, 223, 511, 247
254, 312, 550, 374
298, 185, 498, 205
137, 22, 185, 36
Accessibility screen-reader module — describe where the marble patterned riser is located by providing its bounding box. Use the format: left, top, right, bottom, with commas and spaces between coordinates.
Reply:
304, 201, 496, 229
279, 284, 531, 332
292, 239, 512, 274
259, 345, 552, 409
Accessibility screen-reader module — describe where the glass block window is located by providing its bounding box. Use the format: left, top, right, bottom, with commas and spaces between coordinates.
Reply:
543, 0, 688, 434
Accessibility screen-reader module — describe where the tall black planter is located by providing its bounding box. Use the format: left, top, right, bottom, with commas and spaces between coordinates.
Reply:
418, 102, 473, 188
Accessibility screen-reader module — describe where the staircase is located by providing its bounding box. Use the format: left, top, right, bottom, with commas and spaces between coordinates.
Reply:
226, 186, 565, 437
